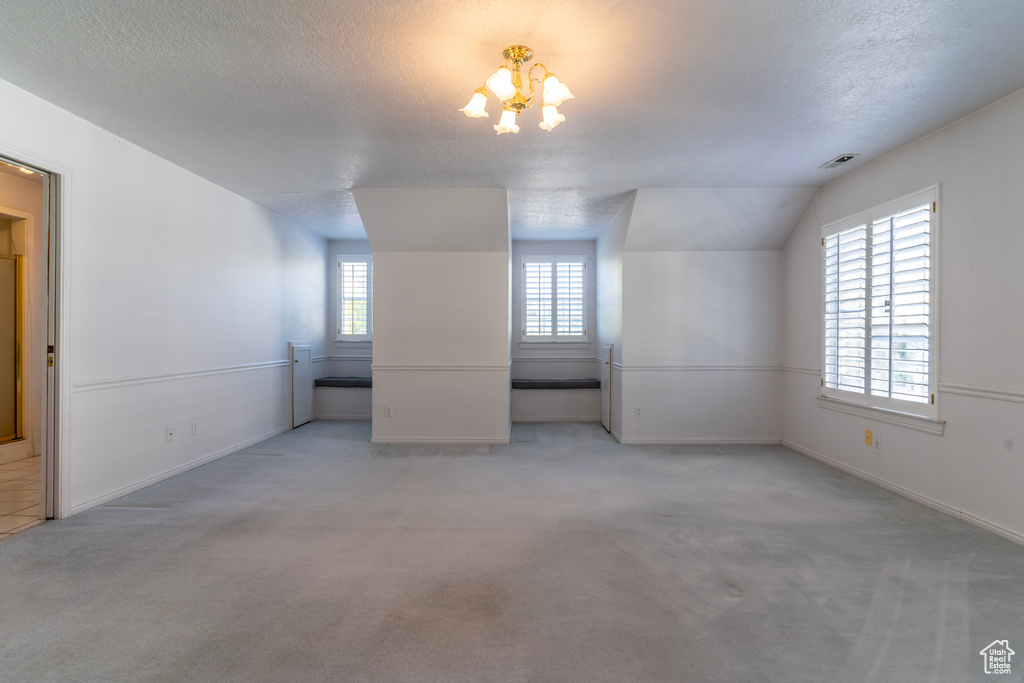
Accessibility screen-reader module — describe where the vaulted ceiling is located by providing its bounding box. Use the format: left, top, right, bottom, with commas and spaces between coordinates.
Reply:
1, 0, 1023, 240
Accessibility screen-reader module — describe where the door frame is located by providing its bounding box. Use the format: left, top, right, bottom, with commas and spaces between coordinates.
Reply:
0, 147, 72, 519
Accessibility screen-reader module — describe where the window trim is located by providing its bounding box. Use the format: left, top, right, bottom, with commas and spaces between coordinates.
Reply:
816, 396, 945, 436
336, 254, 372, 342
819, 185, 940, 419
520, 255, 587, 344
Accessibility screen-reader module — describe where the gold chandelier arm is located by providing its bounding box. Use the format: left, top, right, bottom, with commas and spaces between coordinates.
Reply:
528, 63, 550, 84
523, 63, 548, 108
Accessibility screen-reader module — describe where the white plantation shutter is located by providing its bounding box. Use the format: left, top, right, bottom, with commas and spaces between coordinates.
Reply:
524, 262, 553, 336
824, 225, 867, 393
556, 261, 585, 335
522, 256, 586, 341
822, 187, 937, 415
337, 256, 371, 340
870, 204, 931, 403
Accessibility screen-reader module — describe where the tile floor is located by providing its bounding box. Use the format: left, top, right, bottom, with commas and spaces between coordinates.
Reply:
0, 455, 43, 540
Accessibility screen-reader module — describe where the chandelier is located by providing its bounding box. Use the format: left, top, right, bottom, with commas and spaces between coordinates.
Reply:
460, 45, 574, 134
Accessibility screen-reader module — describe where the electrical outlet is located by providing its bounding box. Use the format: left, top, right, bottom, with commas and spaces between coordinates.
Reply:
864, 429, 872, 446
635, 406, 644, 419
385, 405, 393, 418
874, 433, 882, 449
166, 426, 175, 443
191, 419, 199, 436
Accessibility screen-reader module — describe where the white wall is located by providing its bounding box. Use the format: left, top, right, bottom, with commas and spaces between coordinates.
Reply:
618, 250, 781, 443
314, 386, 371, 421
781, 86, 1024, 543
371, 251, 510, 366
0, 171, 45, 464
370, 251, 510, 442
599, 187, 791, 444
622, 251, 781, 367
597, 196, 632, 358
596, 189, 789, 443
0, 77, 327, 514
355, 189, 511, 443
596, 194, 633, 431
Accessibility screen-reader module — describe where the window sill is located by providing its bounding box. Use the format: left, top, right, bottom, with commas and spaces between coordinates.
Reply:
335, 340, 372, 348
817, 395, 945, 436
518, 341, 592, 350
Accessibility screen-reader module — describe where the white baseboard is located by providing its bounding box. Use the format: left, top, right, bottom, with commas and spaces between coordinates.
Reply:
512, 417, 601, 423
370, 436, 510, 444
70, 425, 291, 515
619, 437, 782, 445
959, 510, 1024, 547
781, 439, 1024, 547
314, 414, 372, 421
610, 428, 623, 444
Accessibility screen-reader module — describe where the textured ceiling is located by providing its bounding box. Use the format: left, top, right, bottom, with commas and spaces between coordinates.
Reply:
1, 0, 1024, 240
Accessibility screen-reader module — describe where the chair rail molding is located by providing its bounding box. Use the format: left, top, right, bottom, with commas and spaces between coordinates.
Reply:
939, 381, 1024, 405
73, 360, 290, 393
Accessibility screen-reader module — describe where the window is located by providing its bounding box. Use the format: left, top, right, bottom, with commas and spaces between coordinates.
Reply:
522, 255, 586, 342
337, 255, 371, 341
822, 186, 938, 416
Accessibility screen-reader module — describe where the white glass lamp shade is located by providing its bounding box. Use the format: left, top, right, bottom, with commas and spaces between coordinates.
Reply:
539, 105, 565, 131
459, 90, 489, 118
542, 75, 574, 107
486, 67, 517, 101
494, 108, 520, 135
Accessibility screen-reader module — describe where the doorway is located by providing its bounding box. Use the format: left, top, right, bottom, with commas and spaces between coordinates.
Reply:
0, 154, 62, 527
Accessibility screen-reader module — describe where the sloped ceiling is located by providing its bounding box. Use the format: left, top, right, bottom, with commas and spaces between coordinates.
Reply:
625, 188, 815, 251
1, 1, 1024, 242
354, 189, 509, 252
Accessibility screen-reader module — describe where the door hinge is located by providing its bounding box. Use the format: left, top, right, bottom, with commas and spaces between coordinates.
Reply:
821, 378, 824, 387
932, 202, 936, 213
821, 237, 825, 247
931, 393, 935, 404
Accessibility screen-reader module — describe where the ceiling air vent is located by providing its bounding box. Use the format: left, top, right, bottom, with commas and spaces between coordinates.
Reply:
819, 154, 860, 170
